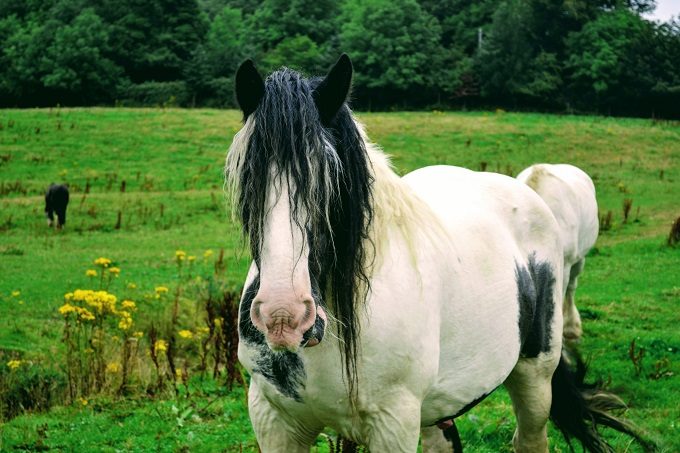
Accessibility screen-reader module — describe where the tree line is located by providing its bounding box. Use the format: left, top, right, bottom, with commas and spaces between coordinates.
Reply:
0, 0, 678, 117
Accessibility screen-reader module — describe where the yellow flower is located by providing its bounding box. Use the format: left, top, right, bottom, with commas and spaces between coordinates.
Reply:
108, 267, 121, 276
85, 269, 97, 277
77, 307, 96, 322
94, 257, 112, 268
175, 368, 184, 380
59, 303, 76, 316
117, 310, 133, 330
175, 250, 186, 261
133, 331, 144, 338
178, 330, 193, 339
79, 397, 88, 406
7, 360, 22, 370
188, 255, 196, 262
154, 340, 168, 354
106, 362, 121, 374
121, 300, 136, 311
11, 290, 20, 297
127, 282, 137, 289
203, 249, 214, 259
155, 286, 169, 295
64, 292, 74, 301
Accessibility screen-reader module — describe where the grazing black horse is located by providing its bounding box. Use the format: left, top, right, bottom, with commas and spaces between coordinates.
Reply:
45, 183, 69, 228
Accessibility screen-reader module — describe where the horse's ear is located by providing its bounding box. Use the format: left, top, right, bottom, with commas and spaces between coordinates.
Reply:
235, 59, 264, 120
314, 54, 353, 126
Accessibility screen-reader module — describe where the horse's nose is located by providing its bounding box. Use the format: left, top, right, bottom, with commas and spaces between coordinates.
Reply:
250, 291, 316, 350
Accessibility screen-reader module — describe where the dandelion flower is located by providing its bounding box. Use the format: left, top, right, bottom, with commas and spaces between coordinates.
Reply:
77, 307, 96, 322
108, 267, 121, 276
118, 313, 133, 330
94, 257, 112, 268
127, 282, 137, 289
155, 286, 169, 295
7, 360, 22, 370
203, 249, 214, 259
11, 290, 20, 297
188, 255, 196, 263
79, 398, 88, 406
85, 269, 97, 277
175, 250, 186, 261
59, 303, 76, 316
133, 331, 144, 338
121, 300, 136, 311
106, 362, 121, 374
178, 330, 193, 339
154, 339, 168, 354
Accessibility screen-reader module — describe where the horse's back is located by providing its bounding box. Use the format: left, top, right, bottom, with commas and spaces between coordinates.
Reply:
516, 163, 598, 262
403, 165, 560, 257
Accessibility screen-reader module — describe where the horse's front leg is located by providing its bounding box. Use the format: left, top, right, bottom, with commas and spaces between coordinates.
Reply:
248, 380, 322, 453
364, 392, 422, 452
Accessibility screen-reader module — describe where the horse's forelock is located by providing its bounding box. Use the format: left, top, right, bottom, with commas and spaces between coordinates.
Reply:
226, 66, 373, 400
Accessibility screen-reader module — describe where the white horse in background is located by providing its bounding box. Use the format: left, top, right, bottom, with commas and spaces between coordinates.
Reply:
517, 164, 599, 341
227, 55, 645, 452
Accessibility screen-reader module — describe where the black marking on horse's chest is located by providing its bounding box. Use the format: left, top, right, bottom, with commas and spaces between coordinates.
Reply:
515, 253, 556, 358
238, 273, 307, 401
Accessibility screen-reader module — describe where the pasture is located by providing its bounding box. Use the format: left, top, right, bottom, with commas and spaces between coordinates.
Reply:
0, 108, 678, 451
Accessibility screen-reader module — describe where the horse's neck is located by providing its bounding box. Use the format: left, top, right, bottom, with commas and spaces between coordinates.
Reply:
365, 143, 447, 268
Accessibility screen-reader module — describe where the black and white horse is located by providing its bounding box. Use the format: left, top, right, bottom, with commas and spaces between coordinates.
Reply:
45, 183, 69, 229
226, 55, 645, 452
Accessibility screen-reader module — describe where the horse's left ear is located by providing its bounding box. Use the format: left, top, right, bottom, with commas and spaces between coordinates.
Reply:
313, 54, 353, 126
235, 59, 265, 120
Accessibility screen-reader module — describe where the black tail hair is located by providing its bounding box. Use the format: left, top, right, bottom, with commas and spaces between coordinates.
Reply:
550, 349, 655, 452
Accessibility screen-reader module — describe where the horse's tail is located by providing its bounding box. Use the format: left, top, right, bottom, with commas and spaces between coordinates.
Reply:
549, 349, 655, 452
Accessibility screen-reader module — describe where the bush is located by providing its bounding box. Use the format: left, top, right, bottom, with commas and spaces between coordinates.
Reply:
118, 81, 191, 107
0, 361, 66, 421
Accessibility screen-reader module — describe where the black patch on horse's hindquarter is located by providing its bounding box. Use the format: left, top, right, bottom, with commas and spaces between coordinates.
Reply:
238, 273, 307, 401
515, 254, 556, 358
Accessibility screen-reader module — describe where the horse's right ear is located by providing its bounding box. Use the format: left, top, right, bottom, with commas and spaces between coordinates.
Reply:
235, 60, 264, 120
314, 54, 353, 126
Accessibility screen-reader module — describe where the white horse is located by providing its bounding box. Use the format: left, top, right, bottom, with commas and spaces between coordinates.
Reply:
226, 55, 644, 452
517, 164, 599, 341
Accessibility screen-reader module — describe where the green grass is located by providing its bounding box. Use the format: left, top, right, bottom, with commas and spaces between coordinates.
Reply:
0, 108, 679, 451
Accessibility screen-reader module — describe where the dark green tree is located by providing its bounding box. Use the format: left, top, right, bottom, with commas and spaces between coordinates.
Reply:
40, 8, 121, 104
565, 8, 677, 114
340, 0, 443, 107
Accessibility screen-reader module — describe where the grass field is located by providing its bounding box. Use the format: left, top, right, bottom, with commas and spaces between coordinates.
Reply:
0, 108, 678, 452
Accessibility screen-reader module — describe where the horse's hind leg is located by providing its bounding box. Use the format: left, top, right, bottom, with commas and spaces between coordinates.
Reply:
504, 357, 558, 453
563, 259, 585, 341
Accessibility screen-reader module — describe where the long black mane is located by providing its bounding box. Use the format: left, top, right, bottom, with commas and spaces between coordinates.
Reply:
229, 67, 373, 397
